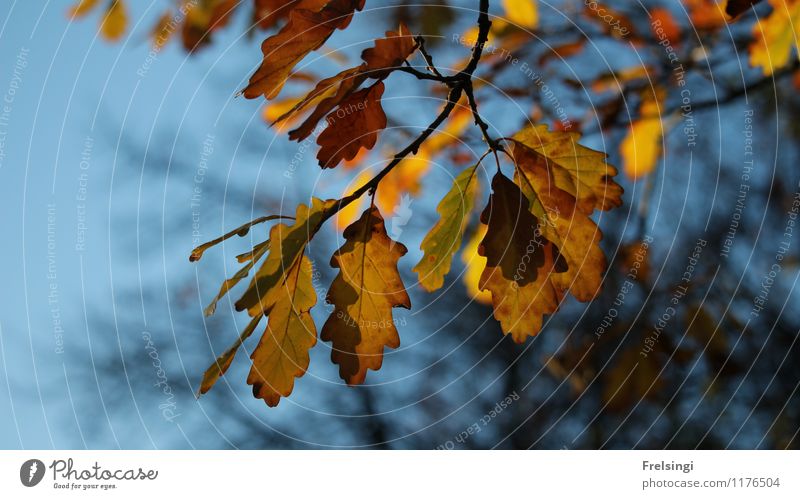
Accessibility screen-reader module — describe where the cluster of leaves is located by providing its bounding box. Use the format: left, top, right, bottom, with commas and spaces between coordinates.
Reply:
184, 0, 625, 407
68, 0, 799, 407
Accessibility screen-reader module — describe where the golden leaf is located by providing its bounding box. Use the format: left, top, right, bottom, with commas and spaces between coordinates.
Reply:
321, 206, 411, 384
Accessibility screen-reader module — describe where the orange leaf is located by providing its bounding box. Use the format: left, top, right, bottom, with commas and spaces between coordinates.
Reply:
242, 0, 365, 99
361, 23, 416, 78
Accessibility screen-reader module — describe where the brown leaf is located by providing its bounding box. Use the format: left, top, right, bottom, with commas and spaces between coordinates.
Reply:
361, 23, 416, 78
321, 206, 411, 385
316, 82, 387, 169
285, 66, 367, 140
478, 172, 567, 342
242, 0, 365, 99
726, 0, 763, 19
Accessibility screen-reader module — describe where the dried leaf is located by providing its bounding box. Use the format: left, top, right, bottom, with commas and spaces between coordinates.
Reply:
478, 172, 567, 342
242, 0, 365, 99
510, 140, 606, 301
511, 125, 623, 213
316, 82, 387, 168
361, 23, 416, 78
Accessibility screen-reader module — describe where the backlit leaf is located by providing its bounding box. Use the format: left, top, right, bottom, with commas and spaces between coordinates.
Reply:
414, 164, 479, 292
749, 0, 800, 75
316, 82, 387, 169
235, 198, 336, 317
321, 206, 411, 385
242, 0, 365, 99
478, 172, 567, 342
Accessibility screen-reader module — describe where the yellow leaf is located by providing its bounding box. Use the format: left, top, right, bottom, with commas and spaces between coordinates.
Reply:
247, 255, 317, 406
198, 314, 263, 396
512, 125, 623, 213
620, 89, 665, 180
501, 0, 538, 28
749, 0, 800, 75
321, 206, 411, 385
414, 164, 479, 292
462, 224, 493, 305
100, 0, 127, 41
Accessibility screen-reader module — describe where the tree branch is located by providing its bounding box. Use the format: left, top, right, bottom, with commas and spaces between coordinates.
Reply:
318, 0, 494, 225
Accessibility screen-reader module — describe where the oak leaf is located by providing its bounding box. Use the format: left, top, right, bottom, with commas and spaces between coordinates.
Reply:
235, 198, 336, 317
321, 206, 411, 385
509, 140, 606, 301
242, 0, 365, 99
414, 164, 479, 292
511, 125, 623, 213
749, 0, 800, 75
247, 255, 318, 406
198, 314, 263, 396
361, 23, 416, 78
316, 82, 388, 169
478, 172, 567, 342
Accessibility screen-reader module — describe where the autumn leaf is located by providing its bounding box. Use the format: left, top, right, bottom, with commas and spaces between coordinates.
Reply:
99, 0, 127, 41
235, 198, 336, 317
247, 255, 317, 406
198, 314, 263, 396
321, 206, 411, 385
501, 0, 538, 29
282, 24, 415, 141
511, 125, 623, 213
462, 224, 492, 304
414, 164, 479, 292
361, 23, 416, 78
242, 0, 365, 99
749, 0, 800, 75
509, 140, 607, 301
285, 67, 367, 140
620, 87, 666, 180
478, 172, 568, 342
316, 82, 388, 169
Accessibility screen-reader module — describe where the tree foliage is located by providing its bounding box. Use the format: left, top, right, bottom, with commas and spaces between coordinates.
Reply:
68, 0, 800, 407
